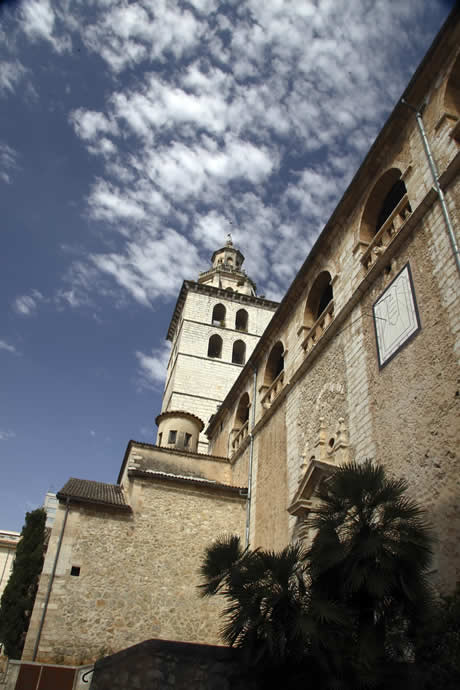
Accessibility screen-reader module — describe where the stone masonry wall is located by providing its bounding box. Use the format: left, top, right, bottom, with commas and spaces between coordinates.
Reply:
359, 196, 460, 592
23, 479, 246, 665
252, 402, 289, 550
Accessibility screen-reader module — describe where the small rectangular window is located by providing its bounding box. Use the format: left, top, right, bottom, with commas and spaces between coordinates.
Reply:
184, 433, 192, 448
168, 430, 177, 444
158, 433, 162, 446
70, 566, 80, 577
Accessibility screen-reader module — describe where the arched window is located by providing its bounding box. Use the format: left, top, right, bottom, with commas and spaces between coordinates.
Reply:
232, 340, 246, 365
208, 334, 223, 359
360, 169, 411, 243
235, 392, 250, 426
375, 180, 407, 234
264, 341, 284, 386
304, 271, 333, 326
226, 287, 234, 292
212, 303, 226, 326
235, 309, 248, 332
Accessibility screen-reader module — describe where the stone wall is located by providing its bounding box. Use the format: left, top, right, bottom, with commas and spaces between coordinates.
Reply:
91, 639, 257, 690
23, 477, 246, 665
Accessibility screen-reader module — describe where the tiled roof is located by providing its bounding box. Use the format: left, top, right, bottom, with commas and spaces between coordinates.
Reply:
57, 478, 131, 511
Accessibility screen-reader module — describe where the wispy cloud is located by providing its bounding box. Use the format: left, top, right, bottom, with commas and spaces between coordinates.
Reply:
0, 430, 16, 441
0, 61, 26, 97
0, 339, 17, 354
21, 0, 71, 54
13, 290, 46, 316
136, 343, 171, 390
0, 142, 20, 183
8, 0, 447, 308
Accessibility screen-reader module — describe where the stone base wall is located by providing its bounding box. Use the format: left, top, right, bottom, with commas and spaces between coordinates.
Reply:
91, 639, 257, 690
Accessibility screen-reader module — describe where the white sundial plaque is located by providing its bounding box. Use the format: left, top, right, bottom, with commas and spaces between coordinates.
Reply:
373, 263, 421, 368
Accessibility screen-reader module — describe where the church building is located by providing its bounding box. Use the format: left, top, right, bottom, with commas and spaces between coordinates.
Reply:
22, 10, 460, 667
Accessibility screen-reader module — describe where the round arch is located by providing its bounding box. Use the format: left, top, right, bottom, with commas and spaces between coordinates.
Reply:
212, 303, 226, 326
304, 271, 333, 326
443, 51, 460, 116
235, 392, 250, 428
359, 168, 409, 242
207, 334, 223, 359
264, 341, 284, 386
232, 340, 246, 365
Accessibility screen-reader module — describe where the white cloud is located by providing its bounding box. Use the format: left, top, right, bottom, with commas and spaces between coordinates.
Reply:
91, 228, 202, 305
13, 290, 46, 316
0, 430, 16, 441
136, 342, 171, 389
0, 61, 26, 96
11, 0, 446, 311
0, 142, 20, 184
22, 0, 71, 53
0, 340, 17, 354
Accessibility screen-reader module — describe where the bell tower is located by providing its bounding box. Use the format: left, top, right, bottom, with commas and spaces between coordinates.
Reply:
159, 237, 278, 453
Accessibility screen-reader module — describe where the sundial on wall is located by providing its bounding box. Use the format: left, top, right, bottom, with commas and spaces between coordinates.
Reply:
373, 263, 421, 368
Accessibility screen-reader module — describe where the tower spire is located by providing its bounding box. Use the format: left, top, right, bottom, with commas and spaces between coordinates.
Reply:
197, 237, 257, 296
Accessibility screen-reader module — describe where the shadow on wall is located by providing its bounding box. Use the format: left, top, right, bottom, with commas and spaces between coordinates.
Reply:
90, 638, 257, 690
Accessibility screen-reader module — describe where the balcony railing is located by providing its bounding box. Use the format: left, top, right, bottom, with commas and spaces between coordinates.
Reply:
260, 370, 285, 410
361, 194, 411, 272
231, 420, 249, 453
301, 300, 334, 354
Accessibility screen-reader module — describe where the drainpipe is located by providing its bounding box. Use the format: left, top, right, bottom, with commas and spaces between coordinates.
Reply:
401, 98, 460, 275
32, 499, 70, 661
245, 363, 258, 548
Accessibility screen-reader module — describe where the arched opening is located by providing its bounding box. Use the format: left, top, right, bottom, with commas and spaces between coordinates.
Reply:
235, 392, 250, 427
232, 340, 246, 365
375, 179, 407, 234
360, 169, 411, 242
264, 341, 284, 386
304, 271, 333, 326
226, 287, 234, 292
212, 303, 226, 326
444, 52, 460, 117
235, 309, 248, 332
208, 334, 223, 359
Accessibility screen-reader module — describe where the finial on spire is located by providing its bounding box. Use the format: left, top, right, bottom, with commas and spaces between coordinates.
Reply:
226, 232, 233, 247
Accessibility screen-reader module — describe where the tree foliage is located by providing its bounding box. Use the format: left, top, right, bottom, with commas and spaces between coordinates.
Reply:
414, 583, 460, 689
0, 508, 46, 659
200, 461, 443, 689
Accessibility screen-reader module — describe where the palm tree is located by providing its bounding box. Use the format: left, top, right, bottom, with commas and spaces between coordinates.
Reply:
199, 535, 311, 675
307, 460, 434, 687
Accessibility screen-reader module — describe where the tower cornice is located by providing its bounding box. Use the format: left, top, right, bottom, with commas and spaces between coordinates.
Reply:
166, 280, 278, 342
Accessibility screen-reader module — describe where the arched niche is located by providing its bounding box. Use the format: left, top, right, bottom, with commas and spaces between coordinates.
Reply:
235, 392, 250, 427
304, 271, 333, 327
360, 168, 411, 243
235, 309, 248, 332
232, 340, 246, 365
208, 334, 223, 359
264, 341, 284, 386
444, 52, 460, 117
212, 303, 226, 326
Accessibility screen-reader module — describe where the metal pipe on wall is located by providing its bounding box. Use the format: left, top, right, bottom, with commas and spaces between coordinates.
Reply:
401, 98, 460, 275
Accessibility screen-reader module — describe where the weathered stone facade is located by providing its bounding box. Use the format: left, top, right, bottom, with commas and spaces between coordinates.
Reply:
23, 10, 460, 671
23, 467, 246, 664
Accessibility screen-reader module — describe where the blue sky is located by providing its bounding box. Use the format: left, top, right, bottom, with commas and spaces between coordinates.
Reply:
0, 0, 455, 532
